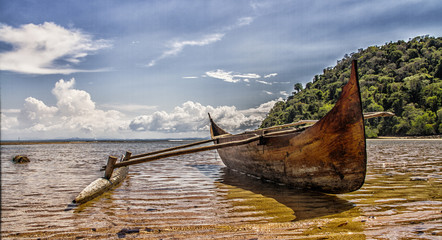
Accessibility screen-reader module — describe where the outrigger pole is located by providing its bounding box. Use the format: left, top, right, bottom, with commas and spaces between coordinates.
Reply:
100, 111, 394, 178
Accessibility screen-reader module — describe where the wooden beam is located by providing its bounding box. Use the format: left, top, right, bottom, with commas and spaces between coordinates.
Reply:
363, 111, 395, 119
128, 134, 231, 160
261, 120, 318, 131
104, 156, 118, 179
261, 112, 394, 131
123, 151, 132, 161
112, 135, 261, 169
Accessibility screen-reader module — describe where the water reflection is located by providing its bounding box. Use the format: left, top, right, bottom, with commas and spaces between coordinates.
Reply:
192, 164, 355, 222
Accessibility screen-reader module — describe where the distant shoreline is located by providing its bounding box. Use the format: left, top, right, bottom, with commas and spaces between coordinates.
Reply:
368, 136, 442, 141
1, 140, 99, 145
1, 135, 441, 145
0, 139, 206, 145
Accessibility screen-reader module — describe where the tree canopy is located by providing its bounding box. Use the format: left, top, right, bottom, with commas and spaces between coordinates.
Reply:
261, 36, 442, 137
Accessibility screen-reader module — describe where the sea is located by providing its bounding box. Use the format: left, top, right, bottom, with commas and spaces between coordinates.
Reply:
1, 139, 441, 239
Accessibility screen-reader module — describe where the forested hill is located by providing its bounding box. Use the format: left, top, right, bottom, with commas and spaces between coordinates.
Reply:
260, 36, 442, 137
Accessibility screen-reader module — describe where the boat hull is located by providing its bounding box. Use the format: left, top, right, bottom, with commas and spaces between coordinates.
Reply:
211, 61, 366, 193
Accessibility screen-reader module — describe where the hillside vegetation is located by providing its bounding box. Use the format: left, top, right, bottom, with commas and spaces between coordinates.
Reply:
261, 36, 442, 137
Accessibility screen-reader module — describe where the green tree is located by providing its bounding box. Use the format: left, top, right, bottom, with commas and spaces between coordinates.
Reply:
260, 36, 442, 136
294, 83, 303, 93
435, 59, 442, 79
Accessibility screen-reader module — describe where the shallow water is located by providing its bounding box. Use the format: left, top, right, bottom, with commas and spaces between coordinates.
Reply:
1, 139, 441, 239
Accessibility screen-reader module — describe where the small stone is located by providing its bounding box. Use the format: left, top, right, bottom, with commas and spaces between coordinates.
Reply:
13, 155, 30, 163
410, 177, 428, 181
337, 222, 348, 227
117, 228, 139, 238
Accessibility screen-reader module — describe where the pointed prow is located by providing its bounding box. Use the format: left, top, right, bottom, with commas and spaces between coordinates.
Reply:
208, 113, 230, 138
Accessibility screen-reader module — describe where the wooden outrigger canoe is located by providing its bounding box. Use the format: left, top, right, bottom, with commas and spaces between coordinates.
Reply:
74, 60, 393, 204
210, 60, 367, 194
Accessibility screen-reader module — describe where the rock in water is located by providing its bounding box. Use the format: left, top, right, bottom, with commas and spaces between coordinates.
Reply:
13, 155, 30, 163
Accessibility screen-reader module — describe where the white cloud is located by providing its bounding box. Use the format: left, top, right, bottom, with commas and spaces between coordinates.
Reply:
256, 80, 272, 85
148, 16, 254, 67
3, 78, 127, 139
52, 79, 96, 116
205, 69, 279, 85
206, 69, 239, 83
1, 78, 280, 139
234, 17, 254, 28
234, 73, 261, 79
263, 91, 273, 95
1, 109, 20, 113
239, 98, 282, 115
148, 33, 224, 67
129, 99, 280, 134
18, 97, 58, 128
206, 69, 263, 83
0, 22, 111, 74
100, 103, 157, 114
280, 91, 289, 97
222, 16, 254, 31
182, 76, 198, 79
264, 73, 278, 78
166, 33, 224, 56
1, 113, 18, 131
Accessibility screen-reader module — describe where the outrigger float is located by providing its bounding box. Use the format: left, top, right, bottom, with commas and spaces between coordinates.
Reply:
73, 60, 394, 204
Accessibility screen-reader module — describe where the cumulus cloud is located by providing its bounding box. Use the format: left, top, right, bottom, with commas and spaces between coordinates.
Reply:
8, 78, 126, 139
1, 113, 18, 131
100, 104, 157, 114
129, 99, 280, 134
52, 79, 96, 116
0, 22, 111, 74
18, 97, 58, 128
1, 77, 280, 139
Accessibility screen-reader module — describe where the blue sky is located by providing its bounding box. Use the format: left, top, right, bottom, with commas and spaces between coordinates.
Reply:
1, 0, 441, 140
